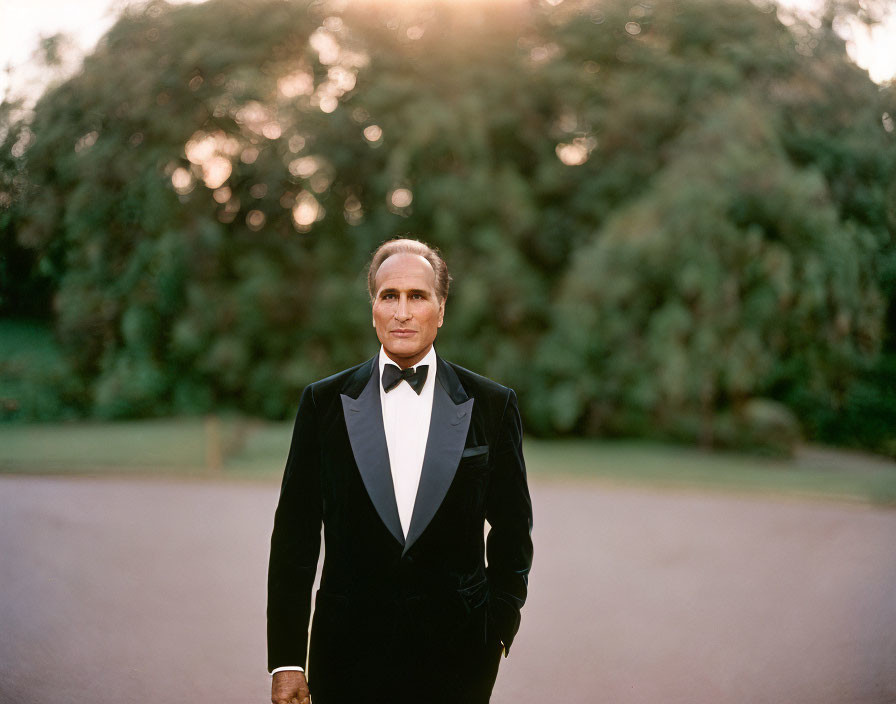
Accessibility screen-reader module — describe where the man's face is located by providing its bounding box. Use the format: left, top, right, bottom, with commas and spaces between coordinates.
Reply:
372, 253, 445, 368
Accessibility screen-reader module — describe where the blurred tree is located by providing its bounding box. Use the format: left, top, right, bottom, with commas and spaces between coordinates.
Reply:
0, 0, 893, 454
528, 0, 895, 452
770, 2, 896, 453
535, 98, 881, 450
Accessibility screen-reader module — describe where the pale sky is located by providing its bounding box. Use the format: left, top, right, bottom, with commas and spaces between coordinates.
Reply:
1, 0, 122, 98
0, 0, 202, 99
0, 0, 894, 101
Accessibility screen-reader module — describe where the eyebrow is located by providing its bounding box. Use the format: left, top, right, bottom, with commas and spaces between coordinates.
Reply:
379, 287, 432, 297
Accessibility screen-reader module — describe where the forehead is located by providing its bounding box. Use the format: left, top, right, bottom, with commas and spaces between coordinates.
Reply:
374, 253, 437, 290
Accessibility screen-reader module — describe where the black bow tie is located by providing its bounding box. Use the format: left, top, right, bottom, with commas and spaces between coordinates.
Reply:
382, 363, 429, 395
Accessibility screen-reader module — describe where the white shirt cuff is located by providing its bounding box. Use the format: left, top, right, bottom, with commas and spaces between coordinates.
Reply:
270, 666, 304, 676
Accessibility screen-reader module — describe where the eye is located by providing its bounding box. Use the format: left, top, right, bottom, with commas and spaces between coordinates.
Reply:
381, 292, 396, 299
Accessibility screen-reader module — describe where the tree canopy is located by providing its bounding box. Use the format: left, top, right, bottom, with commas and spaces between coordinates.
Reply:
1, 0, 894, 454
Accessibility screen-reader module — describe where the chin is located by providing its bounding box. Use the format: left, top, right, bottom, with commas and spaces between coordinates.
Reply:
386, 345, 418, 359
385, 340, 431, 360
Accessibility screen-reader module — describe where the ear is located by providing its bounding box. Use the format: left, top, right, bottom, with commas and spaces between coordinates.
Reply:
437, 299, 445, 327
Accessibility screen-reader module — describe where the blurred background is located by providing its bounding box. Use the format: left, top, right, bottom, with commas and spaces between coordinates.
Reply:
1, 0, 896, 702
1, 0, 895, 456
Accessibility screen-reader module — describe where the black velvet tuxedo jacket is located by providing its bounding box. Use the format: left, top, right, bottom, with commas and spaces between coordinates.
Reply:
267, 352, 533, 703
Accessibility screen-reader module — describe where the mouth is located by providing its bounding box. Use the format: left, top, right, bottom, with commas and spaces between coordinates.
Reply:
390, 329, 417, 337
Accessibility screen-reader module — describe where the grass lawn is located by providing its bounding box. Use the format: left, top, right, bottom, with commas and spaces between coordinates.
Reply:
524, 439, 896, 506
1, 418, 895, 506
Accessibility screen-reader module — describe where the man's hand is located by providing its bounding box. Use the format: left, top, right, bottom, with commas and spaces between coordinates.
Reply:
271, 670, 310, 704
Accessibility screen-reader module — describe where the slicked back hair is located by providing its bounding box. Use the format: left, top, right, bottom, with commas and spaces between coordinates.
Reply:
367, 237, 451, 303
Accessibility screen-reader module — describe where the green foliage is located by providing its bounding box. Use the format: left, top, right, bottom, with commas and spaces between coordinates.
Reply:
0, 320, 85, 421
533, 96, 883, 454
0, 0, 893, 454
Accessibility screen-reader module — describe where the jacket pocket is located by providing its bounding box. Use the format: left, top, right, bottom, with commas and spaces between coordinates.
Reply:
457, 577, 490, 614
312, 589, 350, 628
459, 445, 490, 475
461, 444, 489, 459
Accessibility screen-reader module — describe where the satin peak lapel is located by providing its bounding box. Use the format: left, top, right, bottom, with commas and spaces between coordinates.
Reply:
403, 363, 474, 555
340, 363, 405, 546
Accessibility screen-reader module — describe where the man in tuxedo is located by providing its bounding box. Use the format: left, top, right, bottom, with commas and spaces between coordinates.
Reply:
267, 238, 533, 704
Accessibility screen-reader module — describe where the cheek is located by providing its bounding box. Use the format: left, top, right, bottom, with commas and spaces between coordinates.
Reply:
372, 304, 391, 323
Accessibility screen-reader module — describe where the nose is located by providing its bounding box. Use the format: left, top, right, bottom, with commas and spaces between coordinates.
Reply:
394, 294, 411, 321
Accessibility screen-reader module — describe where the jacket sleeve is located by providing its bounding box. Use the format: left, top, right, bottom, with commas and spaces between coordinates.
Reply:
485, 388, 534, 655
267, 384, 323, 672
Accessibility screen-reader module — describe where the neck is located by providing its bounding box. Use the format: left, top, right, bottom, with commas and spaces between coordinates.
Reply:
384, 345, 432, 370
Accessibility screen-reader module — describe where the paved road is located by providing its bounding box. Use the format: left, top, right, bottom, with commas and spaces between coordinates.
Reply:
1, 475, 894, 704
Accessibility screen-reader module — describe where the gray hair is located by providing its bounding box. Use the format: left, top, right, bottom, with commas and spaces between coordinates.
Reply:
367, 237, 451, 302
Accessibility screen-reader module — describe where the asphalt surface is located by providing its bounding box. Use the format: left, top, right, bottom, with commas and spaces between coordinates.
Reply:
1, 474, 894, 704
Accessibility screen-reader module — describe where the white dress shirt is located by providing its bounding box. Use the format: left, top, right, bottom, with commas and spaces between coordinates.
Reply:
378, 344, 436, 538
270, 345, 437, 677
